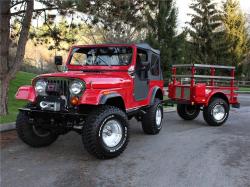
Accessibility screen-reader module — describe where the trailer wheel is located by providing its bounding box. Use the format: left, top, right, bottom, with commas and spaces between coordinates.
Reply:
16, 110, 58, 147
82, 105, 129, 159
177, 104, 200, 120
141, 99, 163, 135
203, 98, 229, 126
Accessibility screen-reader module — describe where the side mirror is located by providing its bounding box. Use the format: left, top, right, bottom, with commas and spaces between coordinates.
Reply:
54, 56, 63, 65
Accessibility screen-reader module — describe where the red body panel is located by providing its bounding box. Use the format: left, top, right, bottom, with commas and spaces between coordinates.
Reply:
15, 86, 36, 102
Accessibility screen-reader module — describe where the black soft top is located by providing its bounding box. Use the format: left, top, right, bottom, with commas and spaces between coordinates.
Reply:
136, 43, 160, 55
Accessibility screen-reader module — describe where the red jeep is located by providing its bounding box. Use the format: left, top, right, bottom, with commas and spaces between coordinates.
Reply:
15, 43, 164, 159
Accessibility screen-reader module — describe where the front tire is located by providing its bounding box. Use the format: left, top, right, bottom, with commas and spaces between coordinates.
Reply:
16, 111, 58, 147
177, 104, 200, 120
82, 106, 129, 159
203, 98, 229, 126
141, 99, 163, 135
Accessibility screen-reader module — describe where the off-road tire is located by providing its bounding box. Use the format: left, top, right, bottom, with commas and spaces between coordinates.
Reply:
203, 98, 229, 126
16, 110, 58, 147
177, 104, 200, 120
141, 99, 163, 135
82, 105, 129, 159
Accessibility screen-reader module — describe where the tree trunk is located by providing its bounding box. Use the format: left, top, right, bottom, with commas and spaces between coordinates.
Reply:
0, 0, 10, 79
0, 0, 11, 115
0, 0, 34, 116
0, 76, 11, 115
9, 0, 34, 79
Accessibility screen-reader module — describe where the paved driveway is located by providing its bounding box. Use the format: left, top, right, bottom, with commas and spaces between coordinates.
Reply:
238, 94, 250, 106
1, 95, 250, 187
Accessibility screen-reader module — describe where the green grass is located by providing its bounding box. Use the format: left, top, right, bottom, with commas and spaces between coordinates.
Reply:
0, 71, 36, 124
238, 87, 250, 92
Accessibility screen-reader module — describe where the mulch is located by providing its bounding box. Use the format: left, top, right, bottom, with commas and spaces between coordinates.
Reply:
0, 130, 17, 149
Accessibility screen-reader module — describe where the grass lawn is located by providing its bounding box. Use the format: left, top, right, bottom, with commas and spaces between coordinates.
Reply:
238, 87, 250, 92
0, 71, 36, 124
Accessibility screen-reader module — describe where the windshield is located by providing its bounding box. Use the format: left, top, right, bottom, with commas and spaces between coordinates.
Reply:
69, 47, 133, 66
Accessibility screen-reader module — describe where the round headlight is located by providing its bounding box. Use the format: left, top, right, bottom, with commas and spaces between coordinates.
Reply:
70, 81, 84, 95
35, 79, 47, 95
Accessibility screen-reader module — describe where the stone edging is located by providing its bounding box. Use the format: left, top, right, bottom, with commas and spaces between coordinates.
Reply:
0, 122, 16, 132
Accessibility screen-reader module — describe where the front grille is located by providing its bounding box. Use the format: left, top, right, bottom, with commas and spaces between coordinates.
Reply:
46, 78, 70, 97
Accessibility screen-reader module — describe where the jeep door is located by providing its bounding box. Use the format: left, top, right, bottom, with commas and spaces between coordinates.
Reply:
134, 49, 149, 100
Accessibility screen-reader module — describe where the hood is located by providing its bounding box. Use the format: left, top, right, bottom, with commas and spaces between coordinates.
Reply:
35, 70, 131, 89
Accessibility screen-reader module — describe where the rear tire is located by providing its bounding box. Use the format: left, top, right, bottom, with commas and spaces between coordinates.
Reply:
203, 98, 229, 126
177, 104, 200, 120
16, 111, 58, 147
141, 99, 163, 135
82, 105, 129, 159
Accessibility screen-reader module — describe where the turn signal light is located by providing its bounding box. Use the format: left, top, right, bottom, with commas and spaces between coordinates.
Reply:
70, 96, 79, 105
103, 91, 110, 95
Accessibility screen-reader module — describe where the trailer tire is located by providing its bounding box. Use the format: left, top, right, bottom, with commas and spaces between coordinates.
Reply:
177, 104, 200, 120
82, 105, 129, 159
141, 99, 163, 135
203, 98, 229, 126
16, 110, 58, 147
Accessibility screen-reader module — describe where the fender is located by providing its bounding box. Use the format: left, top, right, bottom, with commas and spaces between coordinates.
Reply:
206, 91, 229, 106
99, 92, 123, 104
15, 86, 36, 102
150, 86, 163, 106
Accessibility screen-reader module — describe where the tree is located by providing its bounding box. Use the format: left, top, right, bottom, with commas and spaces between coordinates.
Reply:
31, 17, 85, 51
187, 0, 227, 64
77, 0, 154, 43
0, 0, 78, 115
222, 0, 249, 67
145, 0, 177, 77
0, 0, 34, 115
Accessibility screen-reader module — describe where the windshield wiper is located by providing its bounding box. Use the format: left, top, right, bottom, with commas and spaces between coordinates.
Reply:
94, 56, 110, 66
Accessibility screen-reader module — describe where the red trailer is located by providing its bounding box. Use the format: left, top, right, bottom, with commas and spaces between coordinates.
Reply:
168, 64, 240, 126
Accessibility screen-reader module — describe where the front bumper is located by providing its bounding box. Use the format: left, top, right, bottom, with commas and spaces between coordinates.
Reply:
21, 106, 86, 124
19, 107, 88, 133
19, 107, 87, 118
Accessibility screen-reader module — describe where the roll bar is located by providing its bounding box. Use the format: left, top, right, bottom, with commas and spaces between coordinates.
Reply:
172, 64, 235, 70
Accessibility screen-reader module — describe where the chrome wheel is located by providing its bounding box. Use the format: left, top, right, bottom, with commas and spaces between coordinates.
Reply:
212, 104, 226, 121
102, 119, 123, 148
155, 106, 162, 127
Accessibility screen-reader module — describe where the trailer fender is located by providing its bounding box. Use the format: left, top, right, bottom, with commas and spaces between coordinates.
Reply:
206, 91, 229, 106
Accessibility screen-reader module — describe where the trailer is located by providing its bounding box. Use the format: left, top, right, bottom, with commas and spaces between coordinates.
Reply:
168, 64, 240, 126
